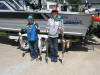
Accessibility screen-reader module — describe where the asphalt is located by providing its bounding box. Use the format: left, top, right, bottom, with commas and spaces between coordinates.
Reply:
0, 36, 100, 75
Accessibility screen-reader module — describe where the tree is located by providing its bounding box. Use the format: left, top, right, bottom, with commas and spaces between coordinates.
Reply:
68, 0, 81, 11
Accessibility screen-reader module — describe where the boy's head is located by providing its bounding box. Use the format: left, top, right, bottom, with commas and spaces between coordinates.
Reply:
51, 8, 58, 19
27, 14, 34, 24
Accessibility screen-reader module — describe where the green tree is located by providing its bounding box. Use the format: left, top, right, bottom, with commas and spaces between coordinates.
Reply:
68, 0, 81, 11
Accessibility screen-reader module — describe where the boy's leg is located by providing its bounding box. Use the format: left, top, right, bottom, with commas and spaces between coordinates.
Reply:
29, 42, 35, 58
54, 38, 58, 61
48, 37, 54, 57
33, 40, 39, 58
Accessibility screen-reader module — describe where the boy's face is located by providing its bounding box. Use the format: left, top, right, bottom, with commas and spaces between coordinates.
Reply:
52, 12, 58, 18
29, 18, 33, 24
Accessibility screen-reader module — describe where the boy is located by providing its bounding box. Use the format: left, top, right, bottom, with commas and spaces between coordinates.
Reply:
25, 14, 40, 60
46, 8, 64, 62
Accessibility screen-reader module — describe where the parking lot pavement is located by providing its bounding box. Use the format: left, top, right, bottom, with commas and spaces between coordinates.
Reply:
0, 36, 100, 75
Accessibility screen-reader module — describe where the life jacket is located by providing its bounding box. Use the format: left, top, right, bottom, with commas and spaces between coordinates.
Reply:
92, 15, 100, 28
27, 24, 38, 41
92, 16, 100, 22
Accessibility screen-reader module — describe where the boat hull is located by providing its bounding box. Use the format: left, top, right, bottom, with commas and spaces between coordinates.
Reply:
0, 12, 92, 36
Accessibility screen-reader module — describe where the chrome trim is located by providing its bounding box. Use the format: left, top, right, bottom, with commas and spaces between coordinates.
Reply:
64, 32, 83, 36
0, 27, 19, 32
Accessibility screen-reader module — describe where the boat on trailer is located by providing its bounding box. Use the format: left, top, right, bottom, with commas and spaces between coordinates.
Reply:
0, 0, 91, 36
0, 0, 92, 50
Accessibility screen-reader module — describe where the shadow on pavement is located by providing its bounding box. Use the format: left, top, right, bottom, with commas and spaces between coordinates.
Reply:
0, 35, 18, 46
0, 35, 100, 52
68, 45, 89, 52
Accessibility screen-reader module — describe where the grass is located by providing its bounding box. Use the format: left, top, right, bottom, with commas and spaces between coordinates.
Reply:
0, 32, 7, 35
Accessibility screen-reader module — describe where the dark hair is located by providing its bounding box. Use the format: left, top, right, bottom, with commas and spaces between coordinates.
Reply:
51, 11, 58, 14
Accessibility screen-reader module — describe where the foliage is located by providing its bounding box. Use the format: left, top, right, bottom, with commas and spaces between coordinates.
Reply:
68, 0, 82, 11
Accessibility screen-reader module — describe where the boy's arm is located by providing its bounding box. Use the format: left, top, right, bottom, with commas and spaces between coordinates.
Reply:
35, 23, 40, 34
59, 19, 64, 32
46, 19, 50, 32
19, 25, 27, 34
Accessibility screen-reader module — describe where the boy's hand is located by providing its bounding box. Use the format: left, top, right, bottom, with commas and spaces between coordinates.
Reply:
45, 28, 48, 32
61, 28, 64, 32
18, 28, 22, 32
37, 27, 40, 30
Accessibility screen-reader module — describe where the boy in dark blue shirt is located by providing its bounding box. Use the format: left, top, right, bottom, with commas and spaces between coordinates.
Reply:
26, 14, 40, 60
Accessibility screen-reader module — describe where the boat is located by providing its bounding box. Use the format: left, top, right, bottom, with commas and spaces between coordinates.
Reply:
0, 0, 91, 37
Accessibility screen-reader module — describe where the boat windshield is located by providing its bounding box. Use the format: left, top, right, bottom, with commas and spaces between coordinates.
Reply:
0, 3, 10, 10
6, 0, 25, 10
15, 0, 26, 7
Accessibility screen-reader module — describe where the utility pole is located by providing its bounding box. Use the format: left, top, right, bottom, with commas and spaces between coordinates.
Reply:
38, 0, 42, 9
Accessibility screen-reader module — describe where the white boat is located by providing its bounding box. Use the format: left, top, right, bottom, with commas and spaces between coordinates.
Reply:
0, 0, 91, 37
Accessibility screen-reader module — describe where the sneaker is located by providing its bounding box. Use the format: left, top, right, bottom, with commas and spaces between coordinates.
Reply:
31, 58, 35, 61
53, 57, 57, 62
51, 57, 54, 62
31, 56, 38, 61
51, 57, 57, 62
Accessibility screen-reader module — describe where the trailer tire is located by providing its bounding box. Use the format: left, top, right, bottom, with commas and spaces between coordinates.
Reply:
19, 35, 29, 51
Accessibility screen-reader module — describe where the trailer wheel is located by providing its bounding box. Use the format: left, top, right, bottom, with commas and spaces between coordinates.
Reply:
19, 36, 29, 51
